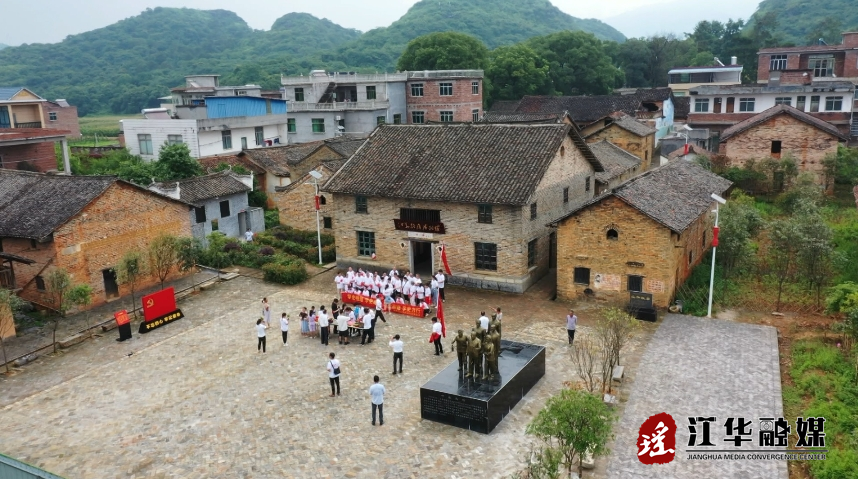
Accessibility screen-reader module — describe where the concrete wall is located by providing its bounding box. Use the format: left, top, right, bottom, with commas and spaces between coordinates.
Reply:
191, 192, 258, 242
720, 114, 843, 184
693, 92, 853, 115
555, 195, 715, 307
121, 119, 199, 161
0, 142, 58, 172
287, 111, 339, 144
2, 182, 192, 309
197, 123, 284, 157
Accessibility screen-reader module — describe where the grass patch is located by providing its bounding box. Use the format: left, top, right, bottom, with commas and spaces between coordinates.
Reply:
80, 114, 142, 136
789, 340, 858, 478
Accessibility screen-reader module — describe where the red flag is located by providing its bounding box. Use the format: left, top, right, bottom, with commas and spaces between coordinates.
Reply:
712, 226, 719, 247
683, 143, 691, 155
440, 244, 452, 275
437, 295, 446, 337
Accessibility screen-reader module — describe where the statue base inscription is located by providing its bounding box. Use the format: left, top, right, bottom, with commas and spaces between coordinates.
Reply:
420, 340, 545, 434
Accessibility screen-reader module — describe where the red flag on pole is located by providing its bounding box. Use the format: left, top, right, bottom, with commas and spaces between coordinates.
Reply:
683, 143, 691, 155
437, 294, 446, 337
440, 243, 452, 275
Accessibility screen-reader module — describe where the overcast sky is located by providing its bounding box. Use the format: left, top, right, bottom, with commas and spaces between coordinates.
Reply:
0, 0, 761, 46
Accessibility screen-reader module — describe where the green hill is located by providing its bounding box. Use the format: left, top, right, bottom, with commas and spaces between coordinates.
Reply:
749, 0, 858, 45
0, 44, 8, 51
329, 0, 625, 69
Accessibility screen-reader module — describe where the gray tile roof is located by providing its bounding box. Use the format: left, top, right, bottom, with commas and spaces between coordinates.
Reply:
490, 95, 644, 125
324, 136, 365, 158
150, 170, 250, 206
324, 123, 603, 206
604, 113, 656, 137
589, 140, 641, 183
556, 160, 733, 233
0, 170, 113, 240
241, 142, 326, 176
481, 112, 567, 124
720, 104, 849, 142
673, 97, 691, 120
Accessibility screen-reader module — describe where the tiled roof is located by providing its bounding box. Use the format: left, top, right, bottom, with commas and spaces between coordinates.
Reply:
610, 113, 656, 137
0, 170, 115, 240
720, 104, 849, 142
150, 170, 250, 206
556, 160, 732, 233
631, 88, 673, 103
673, 97, 691, 120
481, 112, 567, 123
487, 100, 522, 113
324, 136, 365, 158
323, 124, 603, 206
492, 95, 643, 125
197, 154, 265, 174
0, 128, 71, 142
588, 140, 641, 183
240, 142, 325, 176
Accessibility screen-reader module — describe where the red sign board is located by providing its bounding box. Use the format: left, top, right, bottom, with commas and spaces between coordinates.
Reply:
393, 219, 445, 234
341, 292, 376, 310
114, 310, 130, 326
142, 287, 177, 322
389, 303, 426, 318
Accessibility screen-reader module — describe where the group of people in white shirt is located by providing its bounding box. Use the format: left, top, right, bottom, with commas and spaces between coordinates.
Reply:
334, 267, 447, 312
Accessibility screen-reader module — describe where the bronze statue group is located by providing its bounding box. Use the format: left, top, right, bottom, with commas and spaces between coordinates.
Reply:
451, 309, 503, 380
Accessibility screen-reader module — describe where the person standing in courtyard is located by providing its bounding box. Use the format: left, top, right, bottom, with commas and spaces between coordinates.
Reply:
300, 307, 309, 337
319, 306, 330, 346
430, 316, 444, 356
375, 295, 387, 323
389, 334, 404, 374
327, 352, 341, 397
478, 311, 490, 331
369, 375, 385, 426
566, 309, 577, 346
337, 307, 351, 345
435, 269, 446, 302
280, 313, 289, 347
256, 318, 267, 353
261, 298, 271, 327
361, 307, 373, 345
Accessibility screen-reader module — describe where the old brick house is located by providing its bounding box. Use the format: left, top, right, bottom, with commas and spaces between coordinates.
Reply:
718, 104, 848, 185
589, 140, 642, 194
0, 128, 71, 172
272, 160, 345, 232
553, 161, 732, 307
323, 123, 604, 293
0, 170, 192, 310
581, 112, 656, 169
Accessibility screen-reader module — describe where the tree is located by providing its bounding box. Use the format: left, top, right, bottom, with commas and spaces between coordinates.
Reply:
594, 307, 639, 393
155, 143, 203, 181
794, 201, 840, 307
148, 234, 180, 290
0, 289, 24, 374
176, 237, 204, 272
526, 389, 616, 477
527, 31, 623, 95
67, 284, 94, 339
396, 32, 489, 71
116, 250, 148, 318
805, 17, 842, 47
45, 268, 87, 352
484, 44, 552, 105
766, 217, 803, 312
570, 338, 601, 394
717, 191, 763, 277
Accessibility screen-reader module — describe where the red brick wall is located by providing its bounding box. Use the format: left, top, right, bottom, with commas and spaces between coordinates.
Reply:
43, 104, 81, 138
3, 182, 193, 310
722, 114, 842, 184
406, 78, 483, 123
0, 142, 57, 172
779, 70, 812, 85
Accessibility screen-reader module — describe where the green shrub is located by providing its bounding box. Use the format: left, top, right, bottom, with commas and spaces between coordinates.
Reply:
264, 209, 281, 229
262, 261, 308, 285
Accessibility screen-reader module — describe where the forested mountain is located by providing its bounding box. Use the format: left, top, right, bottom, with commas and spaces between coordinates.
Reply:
327, 0, 624, 70
0, 0, 624, 115
748, 0, 858, 45
0, 44, 8, 51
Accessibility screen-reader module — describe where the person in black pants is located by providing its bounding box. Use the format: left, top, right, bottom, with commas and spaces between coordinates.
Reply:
327, 352, 341, 397
389, 334, 404, 374
431, 316, 443, 355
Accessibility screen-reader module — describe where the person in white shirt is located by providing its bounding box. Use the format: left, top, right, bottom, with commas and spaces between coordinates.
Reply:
419, 300, 430, 317
478, 311, 490, 331
374, 296, 387, 323
430, 278, 439, 305
326, 352, 341, 396
435, 270, 446, 302
361, 289, 370, 297
389, 334, 404, 374
402, 280, 412, 302
335, 273, 345, 293
337, 308, 351, 345
431, 317, 444, 355
369, 375, 385, 426
279, 313, 289, 346
392, 275, 403, 300
423, 285, 432, 306
318, 307, 330, 346
245, 228, 254, 242
383, 283, 395, 304
415, 283, 425, 301
256, 318, 267, 353
361, 308, 374, 345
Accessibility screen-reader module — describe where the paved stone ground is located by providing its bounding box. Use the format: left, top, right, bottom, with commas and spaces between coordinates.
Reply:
606, 314, 787, 479
1, 272, 647, 479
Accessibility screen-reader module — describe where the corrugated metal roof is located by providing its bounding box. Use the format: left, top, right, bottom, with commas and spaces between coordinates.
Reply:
205, 97, 287, 119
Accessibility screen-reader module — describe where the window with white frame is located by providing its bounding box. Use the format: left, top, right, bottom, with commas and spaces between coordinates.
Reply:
167, 134, 183, 145
769, 54, 788, 71
694, 98, 709, 112
48, 112, 58, 121
439, 82, 453, 96
472, 81, 480, 95
825, 96, 843, 111
774, 97, 792, 106
809, 55, 834, 77
221, 130, 232, 150
739, 98, 755, 112
138, 134, 153, 155
472, 109, 480, 122
366, 86, 377, 100
440, 111, 453, 122
412, 111, 425, 124
255, 126, 264, 146
410, 83, 424, 97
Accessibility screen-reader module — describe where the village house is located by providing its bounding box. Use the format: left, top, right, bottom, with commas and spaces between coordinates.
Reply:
553, 160, 731, 308
718, 104, 849, 185
0, 170, 192, 312
588, 140, 643, 194
0, 87, 81, 137
580, 112, 656, 168
0, 128, 72, 172
272, 160, 345, 232
148, 170, 264, 243
668, 57, 743, 97
322, 123, 604, 293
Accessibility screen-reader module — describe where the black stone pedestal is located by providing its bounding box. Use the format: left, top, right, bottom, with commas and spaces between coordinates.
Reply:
116, 323, 132, 342
420, 340, 545, 434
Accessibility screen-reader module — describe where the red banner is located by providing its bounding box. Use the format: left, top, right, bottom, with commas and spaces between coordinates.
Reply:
114, 310, 130, 326
389, 302, 426, 318
142, 287, 177, 322
437, 295, 446, 337
341, 292, 376, 310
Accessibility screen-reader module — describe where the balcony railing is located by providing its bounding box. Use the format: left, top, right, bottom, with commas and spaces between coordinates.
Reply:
288, 100, 391, 111
281, 69, 484, 85
14, 121, 42, 128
